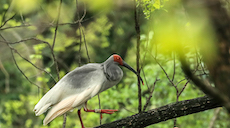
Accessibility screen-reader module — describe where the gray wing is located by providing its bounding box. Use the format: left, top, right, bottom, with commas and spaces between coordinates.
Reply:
52, 63, 105, 100
63, 63, 102, 89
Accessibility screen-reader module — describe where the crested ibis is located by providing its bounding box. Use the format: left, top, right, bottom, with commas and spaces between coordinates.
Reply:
34, 54, 143, 127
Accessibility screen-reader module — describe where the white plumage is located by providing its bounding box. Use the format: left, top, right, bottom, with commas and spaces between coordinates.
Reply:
34, 54, 143, 127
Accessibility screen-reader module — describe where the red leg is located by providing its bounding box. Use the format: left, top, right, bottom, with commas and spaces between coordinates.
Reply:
83, 102, 118, 119
78, 109, 85, 128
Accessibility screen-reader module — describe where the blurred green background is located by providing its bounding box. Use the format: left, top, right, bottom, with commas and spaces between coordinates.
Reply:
0, 0, 229, 128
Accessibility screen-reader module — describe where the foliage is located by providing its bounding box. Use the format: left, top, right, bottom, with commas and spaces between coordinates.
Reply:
139, 0, 167, 19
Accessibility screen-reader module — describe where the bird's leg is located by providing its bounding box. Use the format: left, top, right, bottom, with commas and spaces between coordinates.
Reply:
78, 109, 85, 128
83, 102, 118, 119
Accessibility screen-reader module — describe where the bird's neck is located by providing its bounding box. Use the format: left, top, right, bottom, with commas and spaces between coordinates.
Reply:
102, 62, 123, 81
102, 62, 111, 80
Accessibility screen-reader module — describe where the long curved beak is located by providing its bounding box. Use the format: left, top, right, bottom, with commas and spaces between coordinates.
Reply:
122, 61, 144, 85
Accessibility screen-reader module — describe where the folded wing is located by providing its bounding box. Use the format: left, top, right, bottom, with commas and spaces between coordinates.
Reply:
34, 64, 105, 119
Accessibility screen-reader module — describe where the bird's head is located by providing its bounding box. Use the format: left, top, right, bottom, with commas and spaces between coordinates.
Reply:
113, 54, 123, 65
112, 54, 144, 85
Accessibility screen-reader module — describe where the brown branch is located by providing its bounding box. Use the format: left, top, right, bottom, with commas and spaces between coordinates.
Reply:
143, 78, 159, 111
0, 14, 16, 28
134, 0, 142, 113
94, 96, 221, 128
98, 94, 102, 125
77, 23, 82, 66
52, 0, 62, 81
0, 38, 57, 83
180, 56, 230, 113
0, 21, 83, 31
83, 28, 90, 63
0, 34, 42, 88
183, 0, 230, 113
177, 80, 190, 98
0, 1, 15, 28
80, 4, 90, 63
51, 0, 65, 126
151, 54, 175, 87
0, 24, 32, 30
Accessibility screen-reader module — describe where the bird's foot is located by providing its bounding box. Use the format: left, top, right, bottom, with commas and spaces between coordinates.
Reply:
84, 108, 118, 119
96, 109, 118, 119
95, 109, 118, 114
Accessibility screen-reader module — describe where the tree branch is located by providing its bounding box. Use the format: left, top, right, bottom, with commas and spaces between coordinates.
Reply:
180, 56, 230, 113
95, 96, 221, 128
134, 0, 142, 113
182, 0, 230, 113
52, 0, 62, 81
0, 38, 57, 84
0, 34, 42, 89
143, 78, 159, 111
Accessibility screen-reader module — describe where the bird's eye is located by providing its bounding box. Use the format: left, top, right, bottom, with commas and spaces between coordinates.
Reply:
117, 57, 120, 60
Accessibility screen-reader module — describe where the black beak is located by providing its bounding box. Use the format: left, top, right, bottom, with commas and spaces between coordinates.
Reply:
122, 61, 144, 85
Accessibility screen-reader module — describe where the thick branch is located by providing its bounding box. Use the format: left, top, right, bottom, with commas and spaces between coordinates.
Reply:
95, 96, 221, 128
183, 0, 230, 113
180, 58, 230, 113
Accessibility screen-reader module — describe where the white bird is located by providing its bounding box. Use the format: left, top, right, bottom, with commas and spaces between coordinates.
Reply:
34, 54, 143, 128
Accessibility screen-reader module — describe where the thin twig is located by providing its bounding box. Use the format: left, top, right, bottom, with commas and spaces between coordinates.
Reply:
0, 38, 57, 83
143, 78, 159, 111
177, 80, 190, 99
0, 37, 58, 74
141, 30, 151, 90
98, 94, 102, 125
0, 59, 10, 93
0, 34, 42, 88
51, 0, 64, 127
63, 113, 67, 128
14, 48, 57, 83
0, 21, 82, 31
52, 0, 62, 81
176, 78, 187, 86
195, 49, 207, 75
79, 4, 90, 63
0, 24, 32, 30
79, 2, 87, 23
172, 53, 176, 82
1, 3, 9, 25
141, 69, 150, 90
82, 28, 90, 62
151, 54, 176, 87
0, 14, 16, 28
77, 5, 82, 66
1, 1, 15, 28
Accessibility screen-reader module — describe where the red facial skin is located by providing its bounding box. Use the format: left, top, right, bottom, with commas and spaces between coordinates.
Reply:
113, 54, 144, 85
113, 54, 123, 65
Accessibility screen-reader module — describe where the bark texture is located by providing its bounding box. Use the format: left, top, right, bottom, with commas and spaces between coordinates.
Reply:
95, 96, 221, 128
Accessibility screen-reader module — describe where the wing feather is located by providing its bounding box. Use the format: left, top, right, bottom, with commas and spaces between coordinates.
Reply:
43, 83, 102, 125
34, 63, 104, 116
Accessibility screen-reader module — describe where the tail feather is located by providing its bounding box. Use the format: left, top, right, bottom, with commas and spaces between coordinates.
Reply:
34, 103, 51, 116
43, 107, 72, 125
34, 89, 56, 116
43, 95, 77, 125
42, 87, 96, 125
